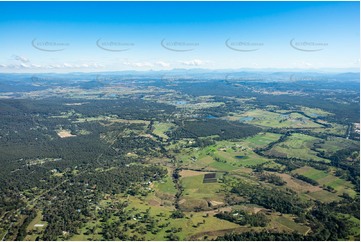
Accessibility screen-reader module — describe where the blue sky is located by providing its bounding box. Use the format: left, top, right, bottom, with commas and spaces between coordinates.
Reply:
0, 1, 359, 73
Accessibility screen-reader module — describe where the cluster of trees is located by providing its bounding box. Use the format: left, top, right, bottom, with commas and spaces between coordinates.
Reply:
258, 172, 286, 186
113, 136, 166, 156
304, 201, 357, 240
215, 210, 269, 227
292, 173, 319, 186
272, 158, 303, 171
230, 181, 310, 215
216, 231, 308, 241
224, 177, 359, 241
217, 200, 359, 241
168, 119, 261, 140
329, 149, 360, 191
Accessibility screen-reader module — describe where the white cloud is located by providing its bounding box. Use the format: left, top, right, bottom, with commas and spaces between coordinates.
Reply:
12, 55, 30, 63
63, 63, 73, 68
123, 61, 154, 68
19, 63, 30, 68
134, 62, 154, 67
0, 62, 104, 70
31, 64, 42, 68
180, 59, 205, 66
155, 61, 171, 67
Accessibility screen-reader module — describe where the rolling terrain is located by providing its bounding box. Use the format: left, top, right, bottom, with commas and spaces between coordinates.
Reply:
0, 72, 359, 241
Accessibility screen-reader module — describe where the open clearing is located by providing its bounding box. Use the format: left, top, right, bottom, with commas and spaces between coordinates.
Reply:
265, 133, 329, 162
293, 166, 355, 197
314, 137, 359, 156
24, 210, 47, 241
235, 109, 322, 129
299, 106, 331, 118
152, 122, 175, 140
154, 168, 178, 196
271, 214, 309, 235
180, 170, 209, 178
180, 172, 224, 211
115, 196, 240, 240
56, 129, 76, 138
275, 173, 340, 203
242, 132, 282, 149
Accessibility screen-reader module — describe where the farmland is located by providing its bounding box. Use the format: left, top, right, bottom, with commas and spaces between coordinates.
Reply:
235, 109, 323, 129
265, 133, 330, 162
293, 166, 356, 197
0, 73, 359, 241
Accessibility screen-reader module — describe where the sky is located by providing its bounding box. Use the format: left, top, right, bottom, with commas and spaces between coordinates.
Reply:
0, 1, 359, 73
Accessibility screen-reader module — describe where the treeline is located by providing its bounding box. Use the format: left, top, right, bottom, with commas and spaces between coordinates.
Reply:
329, 149, 360, 191
292, 173, 319, 186
216, 231, 308, 241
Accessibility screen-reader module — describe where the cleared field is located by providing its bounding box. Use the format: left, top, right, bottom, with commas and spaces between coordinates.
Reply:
176, 140, 273, 172
242, 132, 282, 149
307, 190, 341, 203
294, 166, 329, 180
152, 122, 175, 140
265, 133, 329, 162
214, 150, 268, 168
178, 154, 216, 171
276, 173, 321, 193
154, 168, 177, 195
315, 137, 359, 156
180, 170, 209, 178
180, 172, 225, 211
293, 166, 355, 197
212, 140, 271, 168
272, 214, 310, 235
56, 129, 76, 138
299, 106, 332, 117
235, 109, 322, 128
208, 161, 240, 171
24, 210, 47, 241
311, 123, 347, 136
271, 173, 340, 203
118, 196, 240, 240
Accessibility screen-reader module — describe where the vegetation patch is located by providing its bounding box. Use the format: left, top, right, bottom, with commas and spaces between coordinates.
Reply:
293, 166, 355, 197
265, 133, 329, 162
169, 119, 262, 140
